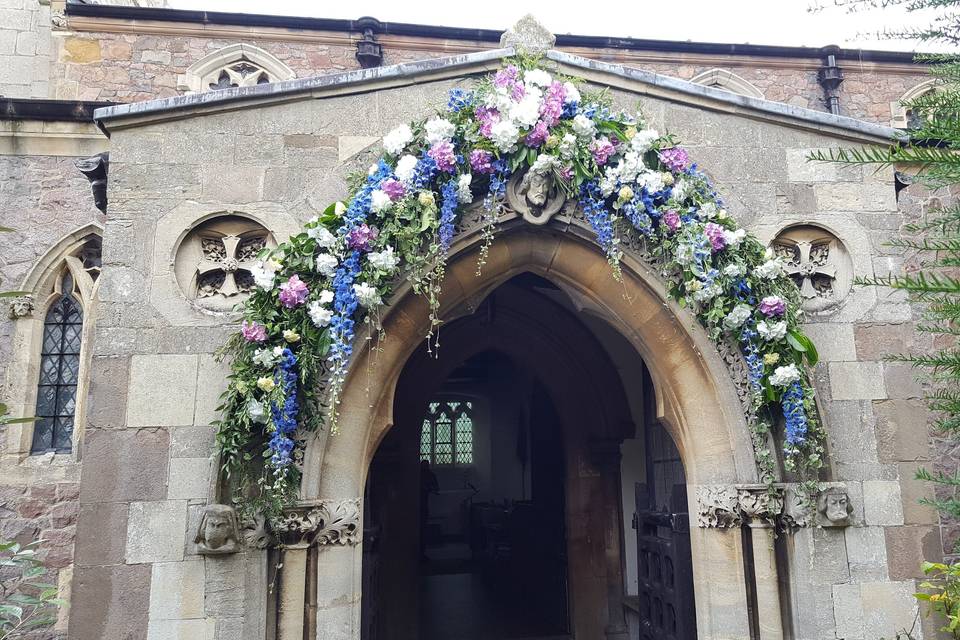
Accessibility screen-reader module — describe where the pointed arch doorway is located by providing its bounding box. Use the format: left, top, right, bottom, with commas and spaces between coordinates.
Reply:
360, 272, 696, 640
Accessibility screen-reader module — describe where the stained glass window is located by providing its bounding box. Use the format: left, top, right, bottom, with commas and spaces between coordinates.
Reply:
31, 272, 84, 454
419, 398, 474, 466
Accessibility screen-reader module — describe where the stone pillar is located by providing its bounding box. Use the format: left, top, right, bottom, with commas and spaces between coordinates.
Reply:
277, 546, 309, 640
590, 438, 630, 640
746, 524, 783, 640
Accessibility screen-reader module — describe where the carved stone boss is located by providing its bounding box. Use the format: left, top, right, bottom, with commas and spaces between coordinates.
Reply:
696, 484, 851, 529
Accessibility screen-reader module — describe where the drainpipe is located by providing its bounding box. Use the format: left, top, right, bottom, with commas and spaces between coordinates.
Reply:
818, 46, 844, 115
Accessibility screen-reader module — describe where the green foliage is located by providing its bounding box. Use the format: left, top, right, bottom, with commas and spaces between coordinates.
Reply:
0, 540, 64, 639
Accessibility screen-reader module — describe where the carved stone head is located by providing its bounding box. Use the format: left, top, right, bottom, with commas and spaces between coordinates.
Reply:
507, 169, 566, 226
195, 504, 241, 554
8, 295, 35, 319
816, 487, 853, 526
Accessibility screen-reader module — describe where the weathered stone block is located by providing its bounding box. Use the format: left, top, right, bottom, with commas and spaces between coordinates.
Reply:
149, 560, 205, 620
897, 462, 938, 525
69, 563, 151, 640
885, 525, 942, 580
802, 323, 857, 362
862, 480, 904, 526
126, 500, 188, 564
86, 355, 130, 430
874, 399, 931, 463
167, 457, 211, 501
829, 362, 886, 400
832, 583, 864, 640
854, 323, 913, 362
200, 164, 264, 203
147, 618, 216, 640
127, 354, 199, 427
844, 526, 887, 581
859, 581, 920, 639
170, 426, 217, 458
883, 362, 924, 400
822, 400, 879, 466
194, 354, 231, 427
74, 502, 128, 566
79, 428, 170, 503
815, 182, 897, 213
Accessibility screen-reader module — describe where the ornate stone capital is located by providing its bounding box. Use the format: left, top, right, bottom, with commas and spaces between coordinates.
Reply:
8, 295, 34, 319
272, 499, 362, 549
736, 485, 784, 528
696, 483, 852, 530
696, 485, 741, 528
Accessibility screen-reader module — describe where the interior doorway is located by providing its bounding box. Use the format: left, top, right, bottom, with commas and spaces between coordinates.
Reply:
360, 273, 697, 640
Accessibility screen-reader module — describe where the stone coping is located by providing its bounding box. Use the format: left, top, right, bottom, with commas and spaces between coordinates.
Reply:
93, 46, 905, 144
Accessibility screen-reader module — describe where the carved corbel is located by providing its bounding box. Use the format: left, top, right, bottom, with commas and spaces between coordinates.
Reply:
696, 485, 741, 528
271, 498, 362, 549
736, 485, 784, 529
8, 295, 34, 319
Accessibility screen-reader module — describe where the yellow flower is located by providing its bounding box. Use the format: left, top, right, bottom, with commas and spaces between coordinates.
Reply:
334, 201, 347, 216
718, 209, 728, 220
618, 186, 634, 202
685, 279, 702, 292
545, 135, 559, 149
624, 126, 637, 140
418, 191, 436, 208
661, 172, 675, 186
236, 380, 248, 394
930, 593, 945, 602
257, 377, 275, 392
764, 353, 780, 366
283, 329, 301, 343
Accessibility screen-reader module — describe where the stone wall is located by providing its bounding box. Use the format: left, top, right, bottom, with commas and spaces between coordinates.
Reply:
0, 0, 53, 98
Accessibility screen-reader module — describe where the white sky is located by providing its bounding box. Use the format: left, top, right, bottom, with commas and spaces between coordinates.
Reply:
168, 0, 955, 53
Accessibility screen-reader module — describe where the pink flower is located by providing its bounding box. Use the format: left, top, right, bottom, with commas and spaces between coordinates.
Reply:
589, 137, 617, 166
241, 320, 267, 343
663, 209, 681, 233
525, 121, 549, 147
539, 81, 566, 126
428, 141, 457, 173
759, 296, 787, 317
278, 275, 309, 308
704, 222, 727, 252
659, 147, 690, 172
347, 224, 378, 252
493, 65, 519, 89
469, 149, 494, 174
381, 179, 406, 201
560, 166, 574, 182
476, 106, 500, 138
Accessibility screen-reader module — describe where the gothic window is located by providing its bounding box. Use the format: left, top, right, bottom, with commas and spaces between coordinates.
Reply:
770, 225, 852, 313
173, 214, 275, 312
420, 399, 474, 466
891, 80, 937, 129
689, 68, 765, 100
177, 43, 296, 94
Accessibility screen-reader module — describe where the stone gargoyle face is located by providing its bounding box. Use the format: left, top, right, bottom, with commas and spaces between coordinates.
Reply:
524, 172, 552, 207
817, 488, 852, 525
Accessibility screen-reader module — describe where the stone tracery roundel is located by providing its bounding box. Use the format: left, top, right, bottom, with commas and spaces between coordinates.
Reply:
173, 214, 275, 312
770, 224, 852, 313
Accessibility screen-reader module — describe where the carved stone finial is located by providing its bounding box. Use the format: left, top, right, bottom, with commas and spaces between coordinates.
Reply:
816, 486, 853, 527
8, 295, 34, 319
506, 169, 566, 226
499, 15, 556, 55
195, 504, 242, 555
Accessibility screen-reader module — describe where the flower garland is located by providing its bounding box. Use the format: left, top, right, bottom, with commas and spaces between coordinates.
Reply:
214, 59, 823, 514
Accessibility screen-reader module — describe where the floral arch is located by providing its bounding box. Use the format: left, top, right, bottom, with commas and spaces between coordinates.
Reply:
213, 60, 822, 513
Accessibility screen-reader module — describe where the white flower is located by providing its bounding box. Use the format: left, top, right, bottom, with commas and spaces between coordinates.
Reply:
562, 81, 580, 104
247, 399, 267, 424
334, 201, 346, 217
757, 320, 788, 342
395, 154, 419, 184
637, 170, 665, 194
307, 225, 337, 249
308, 301, 333, 327
723, 263, 746, 278
315, 253, 338, 277
700, 202, 718, 219
558, 133, 578, 158
250, 260, 278, 290
252, 348, 276, 368
572, 114, 596, 138
599, 175, 617, 198
272, 346, 284, 357
370, 189, 392, 213
722, 304, 752, 331
672, 178, 690, 202
353, 282, 381, 308
425, 117, 456, 145
675, 243, 695, 266
456, 174, 473, 204
368, 163, 379, 176
490, 120, 520, 152
691, 282, 721, 303
368, 246, 399, 272
509, 95, 542, 128
630, 128, 659, 152
723, 229, 746, 247
524, 68, 553, 87
531, 153, 560, 175
769, 363, 801, 387
318, 289, 334, 304
383, 123, 413, 155
753, 258, 785, 280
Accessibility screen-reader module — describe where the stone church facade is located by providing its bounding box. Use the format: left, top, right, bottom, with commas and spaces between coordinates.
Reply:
0, 3, 948, 639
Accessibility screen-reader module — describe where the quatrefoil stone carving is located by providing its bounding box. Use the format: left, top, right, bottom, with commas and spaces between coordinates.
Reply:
771, 225, 852, 313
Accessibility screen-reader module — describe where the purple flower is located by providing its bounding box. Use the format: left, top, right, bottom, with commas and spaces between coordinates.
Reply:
704, 222, 727, 252
659, 147, 690, 172
347, 224, 378, 252
241, 320, 267, 343
469, 149, 494, 174
476, 106, 500, 138
759, 295, 787, 317
663, 209, 681, 233
493, 65, 519, 89
381, 178, 406, 201
590, 137, 617, 166
560, 166, 574, 182
525, 121, 549, 147
428, 141, 457, 173
278, 275, 309, 308
539, 81, 566, 126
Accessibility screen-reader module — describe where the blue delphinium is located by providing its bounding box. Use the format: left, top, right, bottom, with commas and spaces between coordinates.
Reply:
580, 179, 619, 264
740, 327, 764, 393
622, 196, 652, 235
561, 101, 578, 119
439, 179, 459, 253
268, 348, 299, 468
412, 153, 438, 190
447, 88, 473, 113
782, 381, 808, 445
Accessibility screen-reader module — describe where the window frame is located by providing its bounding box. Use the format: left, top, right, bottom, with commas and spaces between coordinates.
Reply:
419, 395, 479, 468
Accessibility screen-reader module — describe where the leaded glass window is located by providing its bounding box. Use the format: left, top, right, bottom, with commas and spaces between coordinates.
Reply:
420, 399, 474, 466
31, 272, 84, 453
